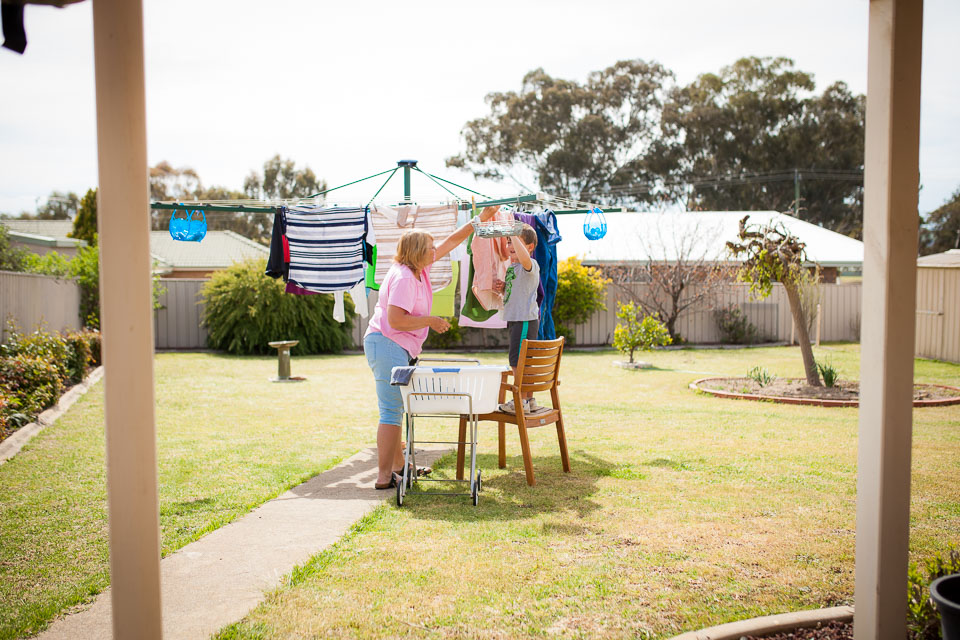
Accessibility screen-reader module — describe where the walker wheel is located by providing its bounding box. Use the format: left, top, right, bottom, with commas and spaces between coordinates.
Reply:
477, 469, 482, 493
471, 470, 480, 506
396, 481, 404, 507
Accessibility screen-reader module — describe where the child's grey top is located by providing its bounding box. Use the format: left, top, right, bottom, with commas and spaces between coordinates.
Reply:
503, 260, 540, 322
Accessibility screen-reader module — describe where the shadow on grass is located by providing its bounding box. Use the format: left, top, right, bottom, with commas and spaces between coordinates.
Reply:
399, 450, 618, 522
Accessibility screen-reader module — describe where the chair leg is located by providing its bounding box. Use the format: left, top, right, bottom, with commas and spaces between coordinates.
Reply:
498, 421, 506, 468
516, 414, 536, 486
555, 410, 571, 473
456, 415, 467, 480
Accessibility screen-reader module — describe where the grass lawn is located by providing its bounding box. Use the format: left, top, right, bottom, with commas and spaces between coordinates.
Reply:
1, 344, 958, 639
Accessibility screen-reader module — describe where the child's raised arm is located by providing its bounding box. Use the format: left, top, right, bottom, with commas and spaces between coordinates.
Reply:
510, 235, 533, 271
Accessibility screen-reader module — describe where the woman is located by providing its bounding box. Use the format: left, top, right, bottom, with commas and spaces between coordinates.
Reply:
364, 206, 496, 489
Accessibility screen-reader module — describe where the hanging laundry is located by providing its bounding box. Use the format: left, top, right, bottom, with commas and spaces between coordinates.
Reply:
284, 280, 368, 323
458, 254, 506, 329
532, 209, 562, 340
284, 205, 368, 293
469, 207, 512, 311
370, 203, 457, 292
429, 262, 458, 316
512, 212, 546, 309
266, 207, 287, 280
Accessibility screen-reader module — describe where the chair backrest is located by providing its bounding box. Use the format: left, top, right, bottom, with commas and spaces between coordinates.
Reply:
516, 337, 565, 394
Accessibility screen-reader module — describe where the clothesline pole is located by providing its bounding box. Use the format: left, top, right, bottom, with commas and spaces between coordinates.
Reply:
398, 159, 418, 202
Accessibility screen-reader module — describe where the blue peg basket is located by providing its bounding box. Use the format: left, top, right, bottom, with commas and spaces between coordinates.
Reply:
583, 207, 607, 240
169, 209, 207, 242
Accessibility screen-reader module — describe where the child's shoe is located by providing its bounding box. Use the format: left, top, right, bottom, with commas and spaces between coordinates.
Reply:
525, 398, 539, 413
498, 399, 517, 414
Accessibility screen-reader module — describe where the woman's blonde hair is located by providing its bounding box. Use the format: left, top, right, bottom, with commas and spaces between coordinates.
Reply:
394, 229, 435, 272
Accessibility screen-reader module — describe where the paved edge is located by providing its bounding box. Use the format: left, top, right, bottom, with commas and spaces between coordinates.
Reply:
36, 445, 451, 640
667, 605, 854, 640
0, 366, 104, 465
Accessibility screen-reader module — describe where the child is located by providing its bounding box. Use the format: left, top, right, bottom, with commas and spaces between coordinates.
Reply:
495, 223, 540, 414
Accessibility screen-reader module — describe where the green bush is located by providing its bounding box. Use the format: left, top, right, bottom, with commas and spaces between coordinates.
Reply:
84, 329, 102, 366
612, 302, 672, 363
423, 316, 466, 351
554, 256, 610, 343
1, 324, 70, 385
816, 359, 839, 387
747, 366, 775, 387
908, 547, 960, 640
63, 331, 92, 383
0, 354, 63, 421
715, 305, 760, 344
201, 258, 355, 355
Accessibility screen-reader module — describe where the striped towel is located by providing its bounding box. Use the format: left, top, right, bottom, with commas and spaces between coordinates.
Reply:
285, 205, 368, 293
371, 204, 457, 292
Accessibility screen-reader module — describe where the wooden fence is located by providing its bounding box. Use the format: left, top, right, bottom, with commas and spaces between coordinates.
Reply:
915, 266, 960, 363
151, 278, 862, 350
0, 271, 81, 343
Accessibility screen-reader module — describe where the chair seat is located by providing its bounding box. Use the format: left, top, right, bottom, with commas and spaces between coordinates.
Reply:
476, 406, 560, 427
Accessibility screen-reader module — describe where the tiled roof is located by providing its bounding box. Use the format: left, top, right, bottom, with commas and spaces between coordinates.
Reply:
149, 231, 268, 270
0, 219, 81, 243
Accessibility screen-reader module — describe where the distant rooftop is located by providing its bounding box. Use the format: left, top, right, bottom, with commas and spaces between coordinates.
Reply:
555, 210, 864, 269
0, 219, 85, 248
149, 230, 268, 271
917, 248, 960, 268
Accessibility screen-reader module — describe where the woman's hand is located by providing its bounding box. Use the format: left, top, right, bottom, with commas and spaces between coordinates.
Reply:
478, 205, 498, 222
428, 316, 451, 333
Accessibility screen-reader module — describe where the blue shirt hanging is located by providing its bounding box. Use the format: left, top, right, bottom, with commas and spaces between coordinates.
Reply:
169, 209, 207, 242
583, 207, 606, 240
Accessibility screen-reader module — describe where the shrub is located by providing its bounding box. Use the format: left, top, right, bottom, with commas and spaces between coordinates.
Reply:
84, 329, 102, 366
554, 256, 610, 343
1, 324, 71, 385
0, 354, 63, 420
612, 302, 672, 363
201, 258, 355, 355
68, 244, 101, 329
423, 316, 465, 351
907, 547, 960, 640
63, 331, 92, 383
816, 359, 839, 387
715, 305, 760, 344
747, 366, 775, 387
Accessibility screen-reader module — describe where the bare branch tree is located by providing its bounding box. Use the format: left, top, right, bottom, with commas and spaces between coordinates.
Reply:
603, 214, 729, 340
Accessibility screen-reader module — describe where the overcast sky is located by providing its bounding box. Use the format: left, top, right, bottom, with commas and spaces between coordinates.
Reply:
1, 0, 957, 216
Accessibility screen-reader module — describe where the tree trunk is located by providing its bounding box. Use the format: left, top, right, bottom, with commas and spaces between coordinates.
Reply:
783, 282, 821, 386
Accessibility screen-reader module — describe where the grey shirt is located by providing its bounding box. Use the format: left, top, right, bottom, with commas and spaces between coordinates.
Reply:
502, 260, 540, 322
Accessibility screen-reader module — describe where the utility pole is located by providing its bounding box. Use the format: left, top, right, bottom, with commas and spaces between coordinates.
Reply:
794, 168, 800, 218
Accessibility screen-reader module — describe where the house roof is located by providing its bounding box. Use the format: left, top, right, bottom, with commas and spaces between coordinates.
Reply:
0, 219, 86, 248
917, 248, 960, 268
554, 210, 864, 269
149, 230, 268, 271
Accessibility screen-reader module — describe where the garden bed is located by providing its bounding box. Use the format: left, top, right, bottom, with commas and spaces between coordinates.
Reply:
691, 377, 960, 407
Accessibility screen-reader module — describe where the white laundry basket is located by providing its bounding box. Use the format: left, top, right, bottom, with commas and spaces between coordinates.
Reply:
400, 365, 509, 415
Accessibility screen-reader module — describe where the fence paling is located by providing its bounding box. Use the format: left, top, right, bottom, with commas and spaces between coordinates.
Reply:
151, 279, 863, 350
0, 270, 82, 342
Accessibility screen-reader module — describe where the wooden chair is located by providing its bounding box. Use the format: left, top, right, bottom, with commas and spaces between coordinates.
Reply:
457, 337, 570, 486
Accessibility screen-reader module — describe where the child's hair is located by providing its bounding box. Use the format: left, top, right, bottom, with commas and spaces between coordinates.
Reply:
394, 229, 434, 272
518, 224, 538, 249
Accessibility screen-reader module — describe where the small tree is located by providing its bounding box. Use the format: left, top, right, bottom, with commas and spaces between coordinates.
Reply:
727, 215, 821, 386
69, 188, 98, 246
553, 256, 611, 342
606, 213, 729, 341
612, 302, 672, 363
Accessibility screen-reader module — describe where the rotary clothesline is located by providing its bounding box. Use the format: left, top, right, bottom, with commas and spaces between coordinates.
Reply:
149, 160, 622, 215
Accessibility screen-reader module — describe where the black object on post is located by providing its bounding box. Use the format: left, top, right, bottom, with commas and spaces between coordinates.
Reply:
931, 573, 960, 640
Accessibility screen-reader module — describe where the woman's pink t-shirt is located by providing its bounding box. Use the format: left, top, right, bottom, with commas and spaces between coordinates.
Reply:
365, 263, 433, 358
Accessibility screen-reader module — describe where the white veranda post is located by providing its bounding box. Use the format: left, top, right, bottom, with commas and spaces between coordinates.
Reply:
92, 0, 163, 636
855, 0, 924, 638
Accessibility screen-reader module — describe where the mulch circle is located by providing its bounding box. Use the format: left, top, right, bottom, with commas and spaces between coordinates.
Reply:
690, 377, 960, 408
745, 620, 852, 639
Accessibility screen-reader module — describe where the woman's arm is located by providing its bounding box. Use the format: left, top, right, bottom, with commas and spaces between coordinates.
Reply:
387, 305, 450, 333
434, 205, 498, 262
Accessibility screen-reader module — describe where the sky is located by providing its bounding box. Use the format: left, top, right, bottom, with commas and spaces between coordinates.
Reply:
1, 0, 957, 217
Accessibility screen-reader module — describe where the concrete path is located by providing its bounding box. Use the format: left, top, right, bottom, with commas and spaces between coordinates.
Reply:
38, 446, 448, 640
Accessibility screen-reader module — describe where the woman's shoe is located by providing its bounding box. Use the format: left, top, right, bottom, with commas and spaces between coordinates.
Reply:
374, 475, 397, 490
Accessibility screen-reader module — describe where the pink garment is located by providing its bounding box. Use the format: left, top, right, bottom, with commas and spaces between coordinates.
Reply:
470, 208, 512, 311
365, 263, 433, 358
458, 255, 507, 329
